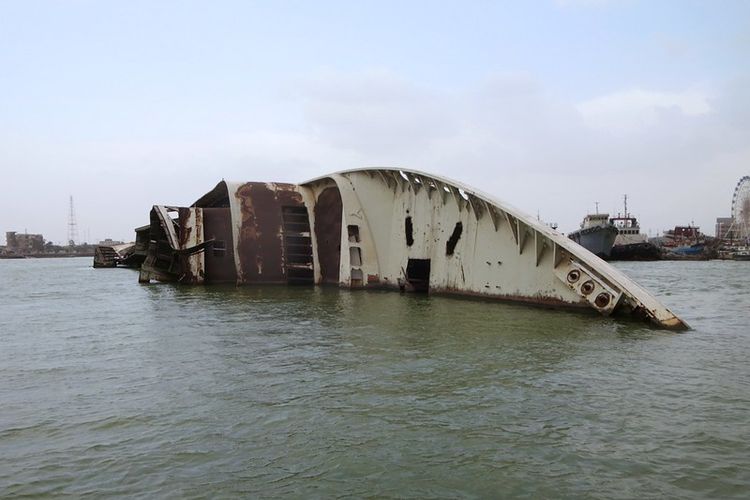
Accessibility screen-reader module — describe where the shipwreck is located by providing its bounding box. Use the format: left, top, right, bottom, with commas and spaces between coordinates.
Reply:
136, 168, 688, 330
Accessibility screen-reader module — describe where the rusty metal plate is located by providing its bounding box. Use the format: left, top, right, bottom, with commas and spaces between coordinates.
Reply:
313, 186, 342, 284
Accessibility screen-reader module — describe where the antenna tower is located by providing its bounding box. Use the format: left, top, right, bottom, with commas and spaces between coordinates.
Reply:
68, 195, 79, 246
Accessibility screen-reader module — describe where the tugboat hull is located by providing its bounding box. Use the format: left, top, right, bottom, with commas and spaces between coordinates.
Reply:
568, 226, 618, 259
610, 242, 662, 261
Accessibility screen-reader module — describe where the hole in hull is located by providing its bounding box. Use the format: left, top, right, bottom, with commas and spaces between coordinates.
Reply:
406, 258, 430, 293
446, 222, 463, 256
405, 217, 414, 246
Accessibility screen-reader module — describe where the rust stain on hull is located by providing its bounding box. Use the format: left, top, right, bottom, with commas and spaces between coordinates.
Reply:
236, 183, 306, 284
314, 186, 342, 285
203, 207, 235, 283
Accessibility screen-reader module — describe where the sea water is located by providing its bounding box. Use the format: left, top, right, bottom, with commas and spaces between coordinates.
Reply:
1, 258, 748, 498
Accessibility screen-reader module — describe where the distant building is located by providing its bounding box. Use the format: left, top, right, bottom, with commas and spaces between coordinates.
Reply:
5, 231, 45, 254
98, 238, 125, 246
715, 217, 734, 240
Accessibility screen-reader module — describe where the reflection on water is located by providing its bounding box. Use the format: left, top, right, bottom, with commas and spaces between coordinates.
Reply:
0, 258, 748, 498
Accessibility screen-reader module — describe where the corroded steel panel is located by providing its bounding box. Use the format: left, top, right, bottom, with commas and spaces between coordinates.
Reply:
177, 207, 205, 284
138, 206, 184, 283
234, 182, 305, 284
203, 207, 236, 283
313, 186, 342, 284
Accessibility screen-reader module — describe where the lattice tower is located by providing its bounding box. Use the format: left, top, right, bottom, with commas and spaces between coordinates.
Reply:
68, 195, 79, 246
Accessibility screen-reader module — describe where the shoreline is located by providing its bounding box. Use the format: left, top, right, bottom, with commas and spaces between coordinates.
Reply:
0, 253, 94, 259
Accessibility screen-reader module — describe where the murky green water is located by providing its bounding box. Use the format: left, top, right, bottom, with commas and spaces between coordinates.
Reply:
1, 257, 748, 498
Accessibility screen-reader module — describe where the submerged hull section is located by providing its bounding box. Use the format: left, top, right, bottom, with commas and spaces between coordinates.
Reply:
136, 169, 688, 330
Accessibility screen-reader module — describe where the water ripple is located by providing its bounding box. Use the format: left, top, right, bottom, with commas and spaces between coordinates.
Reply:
1, 258, 749, 498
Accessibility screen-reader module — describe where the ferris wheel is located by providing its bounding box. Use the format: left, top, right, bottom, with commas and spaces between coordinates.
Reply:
731, 175, 750, 240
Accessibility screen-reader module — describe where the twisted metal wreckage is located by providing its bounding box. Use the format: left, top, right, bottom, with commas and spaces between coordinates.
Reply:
136, 168, 688, 330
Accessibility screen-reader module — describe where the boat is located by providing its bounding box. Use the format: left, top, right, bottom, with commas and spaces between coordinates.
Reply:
609, 196, 661, 261
732, 247, 750, 261
568, 212, 618, 259
669, 243, 706, 256
657, 225, 713, 260
127, 169, 689, 329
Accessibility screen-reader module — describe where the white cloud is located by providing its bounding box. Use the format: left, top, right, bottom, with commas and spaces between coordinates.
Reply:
3, 71, 749, 244
286, 72, 748, 235
577, 88, 713, 133
297, 69, 458, 161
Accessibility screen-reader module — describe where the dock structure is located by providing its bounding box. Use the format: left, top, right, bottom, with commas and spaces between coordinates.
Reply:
137, 168, 688, 330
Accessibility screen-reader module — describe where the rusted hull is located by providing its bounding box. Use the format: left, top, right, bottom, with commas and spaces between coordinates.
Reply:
202, 207, 234, 283
138, 181, 313, 287
235, 183, 305, 284
93, 246, 118, 268
313, 185, 343, 284
136, 169, 689, 330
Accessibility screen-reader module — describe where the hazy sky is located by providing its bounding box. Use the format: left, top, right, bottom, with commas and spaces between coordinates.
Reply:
2, 0, 749, 244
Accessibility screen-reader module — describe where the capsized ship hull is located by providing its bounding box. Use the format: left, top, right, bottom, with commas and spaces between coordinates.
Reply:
136, 168, 688, 330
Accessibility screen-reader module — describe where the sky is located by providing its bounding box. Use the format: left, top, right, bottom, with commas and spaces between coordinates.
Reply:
1, 0, 749, 245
